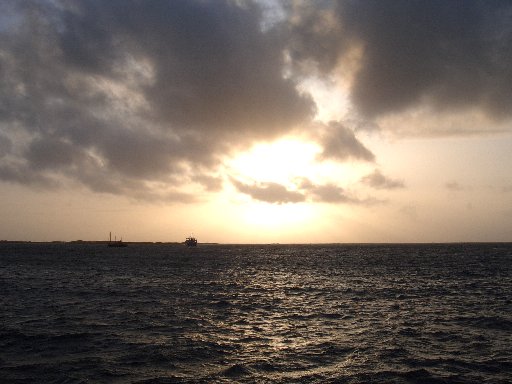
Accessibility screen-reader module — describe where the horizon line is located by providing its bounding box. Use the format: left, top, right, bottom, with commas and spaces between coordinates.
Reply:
1, 240, 510, 246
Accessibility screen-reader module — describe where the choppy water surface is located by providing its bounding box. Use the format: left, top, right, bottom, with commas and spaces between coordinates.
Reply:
1, 243, 511, 383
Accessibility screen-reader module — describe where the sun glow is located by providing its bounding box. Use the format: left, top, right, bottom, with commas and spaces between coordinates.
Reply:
222, 139, 319, 233
227, 137, 370, 188
241, 201, 316, 229
229, 138, 321, 183
221, 136, 376, 237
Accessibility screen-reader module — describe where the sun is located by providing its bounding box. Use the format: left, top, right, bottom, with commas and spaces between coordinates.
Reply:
221, 136, 369, 238
226, 136, 367, 189
228, 138, 321, 183
223, 138, 321, 233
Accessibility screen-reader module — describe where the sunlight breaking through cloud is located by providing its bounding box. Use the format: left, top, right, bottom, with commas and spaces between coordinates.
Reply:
1, 1, 512, 243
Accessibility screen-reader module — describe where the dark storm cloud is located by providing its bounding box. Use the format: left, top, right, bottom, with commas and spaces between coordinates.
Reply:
57, 0, 315, 135
3, 0, 510, 201
361, 170, 405, 190
0, 162, 59, 189
0, 0, 314, 198
26, 137, 79, 171
289, 0, 512, 122
0, 134, 11, 157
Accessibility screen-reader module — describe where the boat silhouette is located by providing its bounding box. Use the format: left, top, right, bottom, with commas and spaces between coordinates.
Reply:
185, 236, 197, 246
108, 232, 127, 247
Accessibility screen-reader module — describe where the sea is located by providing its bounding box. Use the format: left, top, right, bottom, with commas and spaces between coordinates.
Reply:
0, 242, 511, 383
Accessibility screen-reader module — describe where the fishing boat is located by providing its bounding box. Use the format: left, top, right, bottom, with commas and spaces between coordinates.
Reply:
108, 232, 128, 247
185, 236, 197, 246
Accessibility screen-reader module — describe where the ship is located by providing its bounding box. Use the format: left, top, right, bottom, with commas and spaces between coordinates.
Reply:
185, 236, 197, 246
108, 232, 128, 247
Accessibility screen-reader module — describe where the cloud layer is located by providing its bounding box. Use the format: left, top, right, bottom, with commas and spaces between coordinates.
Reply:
1, 0, 511, 201
0, 0, 315, 198
290, 0, 512, 122
233, 177, 376, 205
361, 170, 404, 190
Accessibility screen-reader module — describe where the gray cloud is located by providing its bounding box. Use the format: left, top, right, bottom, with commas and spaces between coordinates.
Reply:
232, 179, 305, 204
26, 137, 80, 171
317, 121, 375, 162
234, 177, 377, 205
298, 178, 354, 203
3, 0, 511, 201
0, 134, 11, 157
0, 162, 59, 189
289, 0, 512, 123
192, 174, 224, 192
0, 0, 315, 199
361, 170, 405, 190
298, 177, 378, 204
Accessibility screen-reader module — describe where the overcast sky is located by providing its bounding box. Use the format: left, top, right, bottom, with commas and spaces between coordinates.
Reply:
1, 0, 511, 243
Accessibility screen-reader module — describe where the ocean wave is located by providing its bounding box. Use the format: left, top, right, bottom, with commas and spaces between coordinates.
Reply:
1, 243, 511, 383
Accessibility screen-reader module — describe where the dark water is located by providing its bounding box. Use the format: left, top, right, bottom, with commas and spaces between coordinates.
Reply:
1, 243, 511, 383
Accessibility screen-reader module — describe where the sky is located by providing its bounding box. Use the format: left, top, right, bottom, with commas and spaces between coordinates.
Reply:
1, 0, 512, 243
